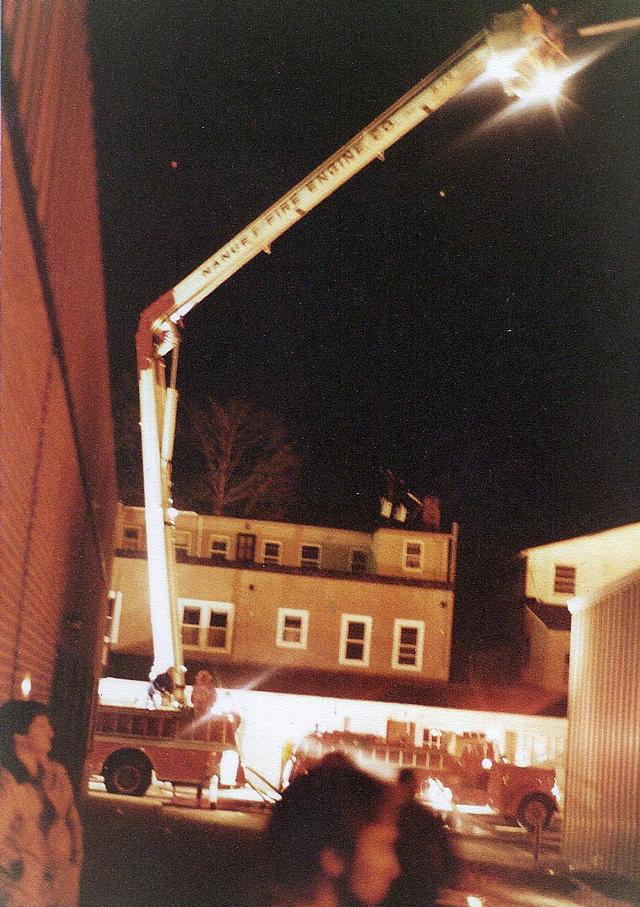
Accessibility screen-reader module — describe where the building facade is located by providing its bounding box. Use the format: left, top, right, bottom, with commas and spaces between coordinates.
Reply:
1, 0, 117, 783
109, 504, 458, 684
518, 522, 640, 691
563, 570, 640, 885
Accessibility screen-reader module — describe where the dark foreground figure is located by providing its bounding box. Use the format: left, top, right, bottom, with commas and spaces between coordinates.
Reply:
262, 754, 400, 907
383, 768, 459, 907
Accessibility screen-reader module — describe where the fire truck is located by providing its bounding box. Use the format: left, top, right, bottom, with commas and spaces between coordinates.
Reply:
87, 703, 242, 796
284, 727, 558, 831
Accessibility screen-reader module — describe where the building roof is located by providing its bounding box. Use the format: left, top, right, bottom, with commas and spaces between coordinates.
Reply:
108, 654, 567, 717
520, 520, 640, 555
527, 601, 572, 631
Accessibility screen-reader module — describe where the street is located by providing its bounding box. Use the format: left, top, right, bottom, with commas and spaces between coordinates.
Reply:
79, 791, 584, 907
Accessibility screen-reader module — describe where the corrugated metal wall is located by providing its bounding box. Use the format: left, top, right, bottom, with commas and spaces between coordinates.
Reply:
563, 574, 640, 882
1, 0, 117, 784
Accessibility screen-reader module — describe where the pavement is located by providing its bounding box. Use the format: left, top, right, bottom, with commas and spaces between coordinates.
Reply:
78, 792, 640, 907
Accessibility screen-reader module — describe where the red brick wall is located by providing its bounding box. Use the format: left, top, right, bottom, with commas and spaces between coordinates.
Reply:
1, 0, 117, 779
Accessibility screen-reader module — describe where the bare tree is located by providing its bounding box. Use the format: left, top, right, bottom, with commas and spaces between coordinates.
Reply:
186, 397, 299, 518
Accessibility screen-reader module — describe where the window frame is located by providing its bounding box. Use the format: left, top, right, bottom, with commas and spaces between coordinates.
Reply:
102, 591, 123, 666
553, 564, 576, 594
179, 598, 235, 653
275, 607, 309, 649
339, 614, 373, 667
209, 535, 230, 562
403, 539, 424, 571
350, 549, 368, 575
299, 544, 321, 570
122, 525, 141, 550
105, 590, 123, 645
173, 530, 192, 556
391, 618, 425, 671
262, 540, 282, 566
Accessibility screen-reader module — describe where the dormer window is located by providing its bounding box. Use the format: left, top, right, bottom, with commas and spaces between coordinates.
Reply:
403, 540, 423, 571
300, 545, 321, 570
209, 537, 229, 562
174, 531, 191, 555
122, 526, 141, 550
263, 541, 282, 565
350, 550, 367, 575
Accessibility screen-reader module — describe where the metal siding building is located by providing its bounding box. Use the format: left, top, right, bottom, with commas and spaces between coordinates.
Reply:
564, 571, 640, 882
1, 0, 117, 783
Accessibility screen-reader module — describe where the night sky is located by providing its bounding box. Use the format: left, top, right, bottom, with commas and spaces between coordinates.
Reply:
87, 1, 640, 657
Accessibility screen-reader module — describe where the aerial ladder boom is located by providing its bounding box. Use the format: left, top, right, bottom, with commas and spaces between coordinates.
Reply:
136, 7, 566, 680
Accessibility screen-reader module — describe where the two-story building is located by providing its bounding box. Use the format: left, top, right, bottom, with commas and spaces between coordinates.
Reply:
517, 521, 640, 691
108, 502, 458, 688
105, 505, 573, 786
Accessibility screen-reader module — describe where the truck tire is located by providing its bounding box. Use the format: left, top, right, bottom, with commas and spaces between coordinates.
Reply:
516, 793, 554, 831
103, 750, 152, 796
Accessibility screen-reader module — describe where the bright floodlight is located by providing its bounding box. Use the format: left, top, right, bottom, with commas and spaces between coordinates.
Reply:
484, 50, 523, 85
518, 63, 568, 103
481, 45, 570, 105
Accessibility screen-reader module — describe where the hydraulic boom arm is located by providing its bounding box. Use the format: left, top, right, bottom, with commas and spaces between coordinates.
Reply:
136, 7, 566, 680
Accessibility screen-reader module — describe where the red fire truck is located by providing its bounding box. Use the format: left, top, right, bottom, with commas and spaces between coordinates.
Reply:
87, 703, 241, 796
285, 728, 558, 831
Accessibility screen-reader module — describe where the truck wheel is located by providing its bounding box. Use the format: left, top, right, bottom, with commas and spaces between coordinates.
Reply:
517, 793, 554, 831
103, 751, 152, 796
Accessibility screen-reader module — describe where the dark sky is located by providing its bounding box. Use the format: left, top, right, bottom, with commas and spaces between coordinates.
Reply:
88, 1, 640, 637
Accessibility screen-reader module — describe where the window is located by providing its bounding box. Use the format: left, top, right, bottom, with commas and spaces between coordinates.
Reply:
350, 549, 368, 575
179, 599, 234, 652
174, 531, 191, 555
339, 614, 372, 667
236, 533, 256, 563
403, 540, 423, 571
263, 541, 282, 565
276, 608, 309, 649
209, 537, 229, 562
102, 591, 123, 665
300, 544, 321, 570
181, 606, 201, 646
122, 526, 141, 550
392, 619, 424, 671
554, 564, 576, 594
207, 610, 230, 649
104, 591, 122, 646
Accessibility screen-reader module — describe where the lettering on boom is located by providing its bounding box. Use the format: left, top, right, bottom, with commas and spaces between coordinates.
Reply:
304, 135, 370, 193
197, 115, 396, 280
200, 232, 254, 278
261, 191, 305, 228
